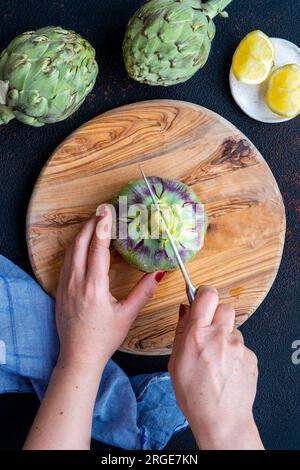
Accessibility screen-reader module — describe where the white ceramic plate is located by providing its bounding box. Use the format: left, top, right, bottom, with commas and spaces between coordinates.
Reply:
229, 38, 300, 123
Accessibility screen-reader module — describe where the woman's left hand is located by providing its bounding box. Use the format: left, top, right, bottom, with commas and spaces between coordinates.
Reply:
24, 205, 164, 450
56, 204, 164, 371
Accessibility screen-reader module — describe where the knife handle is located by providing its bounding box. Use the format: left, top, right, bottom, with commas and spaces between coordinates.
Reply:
186, 284, 197, 306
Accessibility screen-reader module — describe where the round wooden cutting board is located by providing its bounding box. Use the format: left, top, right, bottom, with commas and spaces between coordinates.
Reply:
26, 100, 286, 355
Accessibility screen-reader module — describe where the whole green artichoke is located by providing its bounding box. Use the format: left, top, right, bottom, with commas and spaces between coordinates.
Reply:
0, 27, 98, 127
123, 0, 232, 86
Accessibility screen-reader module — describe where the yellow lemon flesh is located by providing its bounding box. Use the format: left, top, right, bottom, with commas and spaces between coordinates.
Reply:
266, 64, 300, 118
232, 30, 274, 85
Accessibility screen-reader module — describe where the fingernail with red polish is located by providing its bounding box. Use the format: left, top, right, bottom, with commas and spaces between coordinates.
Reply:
155, 271, 165, 283
179, 304, 186, 318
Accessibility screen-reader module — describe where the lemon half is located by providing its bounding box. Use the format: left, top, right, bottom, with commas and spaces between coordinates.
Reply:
232, 30, 274, 85
266, 64, 300, 118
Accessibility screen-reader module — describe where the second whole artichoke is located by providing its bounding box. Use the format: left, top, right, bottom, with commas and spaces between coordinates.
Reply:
123, 0, 232, 86
0, 26, 98, 127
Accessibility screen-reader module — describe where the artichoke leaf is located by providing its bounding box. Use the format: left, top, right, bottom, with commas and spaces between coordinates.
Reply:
0, 80, 9, 105
202, 0, 232, 19
14, 110, 44, 127
5, 32, 35, 55
0, 50, 8, 77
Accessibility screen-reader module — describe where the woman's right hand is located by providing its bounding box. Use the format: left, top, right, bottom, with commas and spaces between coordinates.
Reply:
168, 286, 264, 450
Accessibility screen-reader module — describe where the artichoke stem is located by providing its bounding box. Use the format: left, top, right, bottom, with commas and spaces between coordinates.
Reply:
203, 0, 233, 19
0, 106, 15, 126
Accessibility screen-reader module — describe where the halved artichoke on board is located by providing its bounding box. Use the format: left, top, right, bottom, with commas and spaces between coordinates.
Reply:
111, 176, 208, 272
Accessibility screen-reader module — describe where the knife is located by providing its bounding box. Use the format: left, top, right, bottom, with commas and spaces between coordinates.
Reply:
140, 166, 197, 305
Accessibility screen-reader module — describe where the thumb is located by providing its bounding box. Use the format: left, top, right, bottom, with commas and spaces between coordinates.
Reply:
121, 271, 165, 319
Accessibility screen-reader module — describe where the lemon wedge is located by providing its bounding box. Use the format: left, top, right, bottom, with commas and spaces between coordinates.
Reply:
232, 30, 274, 85
265, 64, 300, 118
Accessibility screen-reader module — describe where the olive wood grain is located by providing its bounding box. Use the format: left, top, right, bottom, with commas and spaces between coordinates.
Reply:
26, 100, 286, 355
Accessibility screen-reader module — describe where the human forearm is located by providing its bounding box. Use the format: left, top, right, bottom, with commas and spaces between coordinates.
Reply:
23, 359, 104, 450
191, 415, 264, 450
24, 210, 161, 450
169, 288, 265, 452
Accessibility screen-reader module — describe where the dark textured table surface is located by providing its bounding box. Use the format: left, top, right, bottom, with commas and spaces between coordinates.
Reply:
0, 0, 299, 450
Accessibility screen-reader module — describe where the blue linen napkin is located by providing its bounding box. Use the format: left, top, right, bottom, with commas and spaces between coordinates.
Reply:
0, 255, 187, 450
